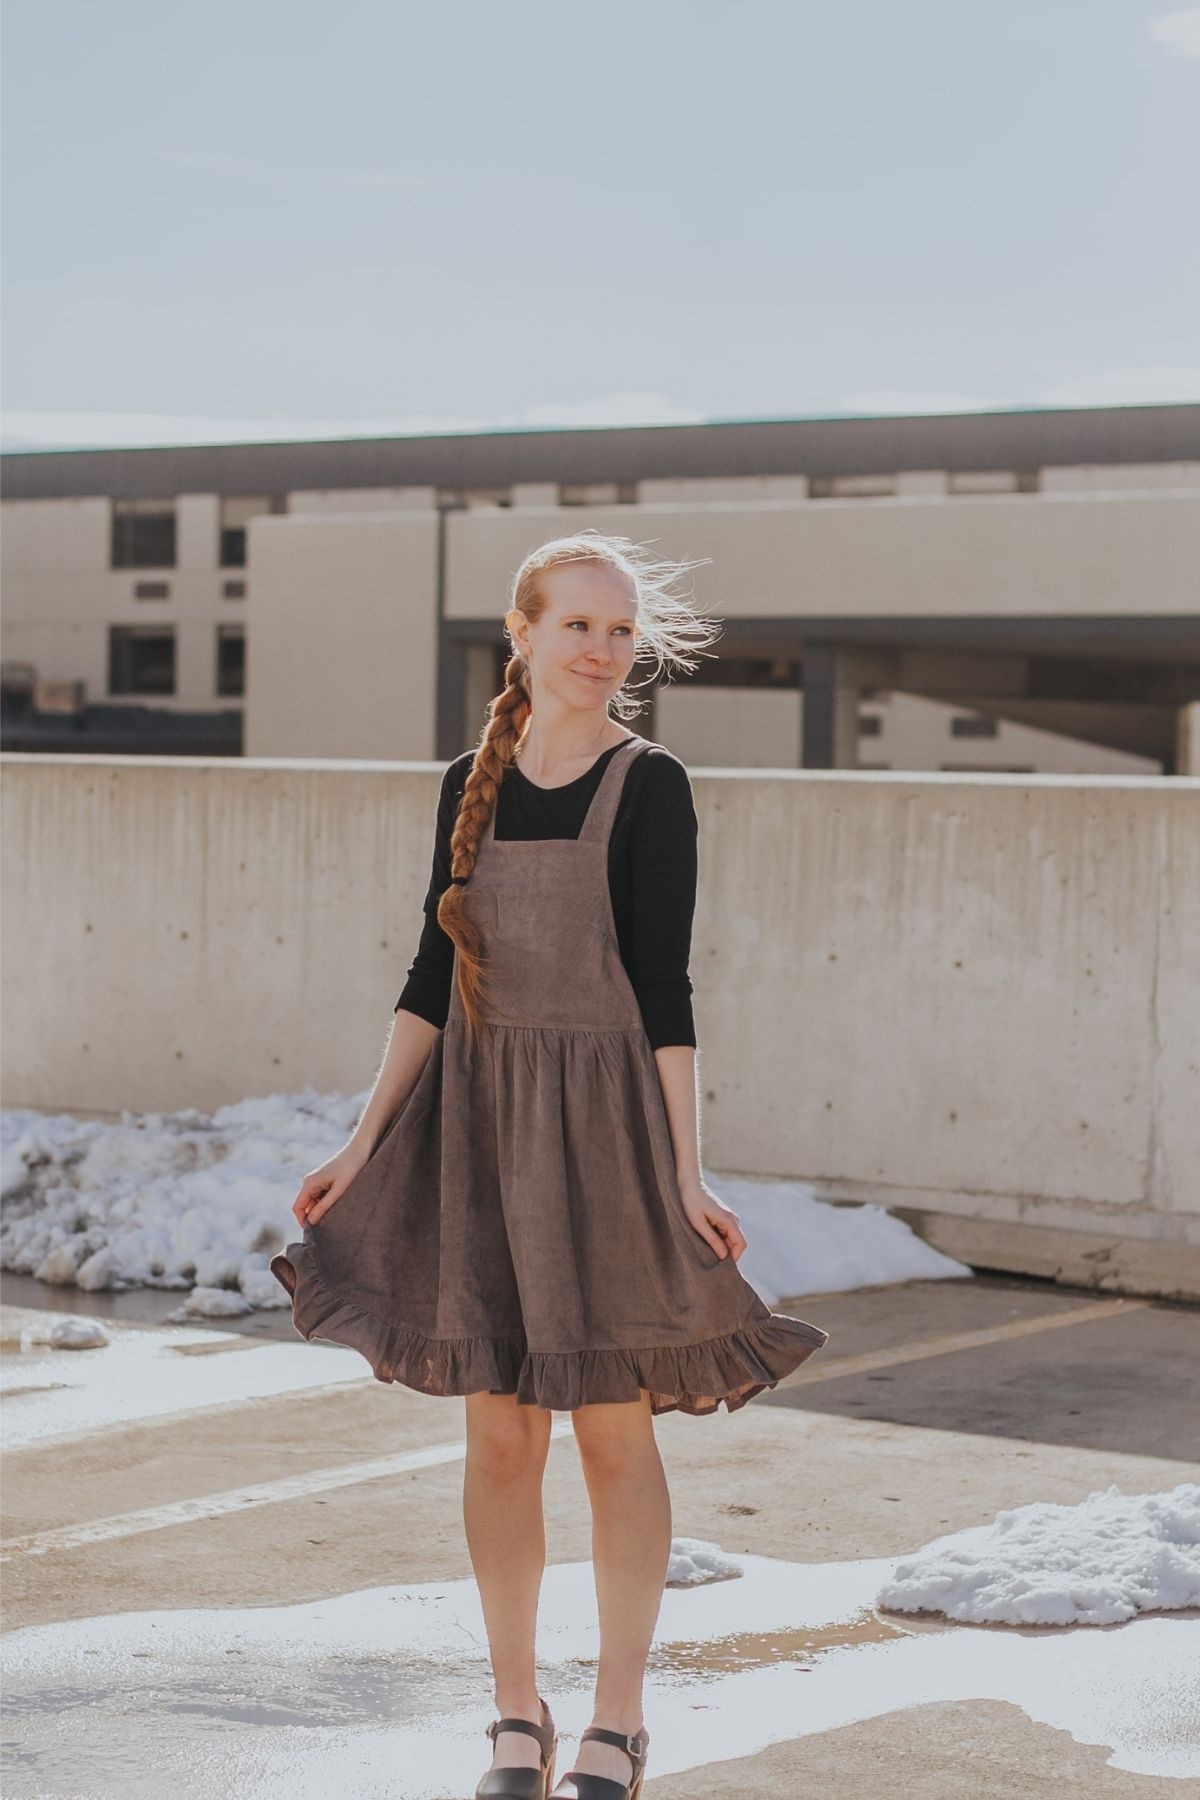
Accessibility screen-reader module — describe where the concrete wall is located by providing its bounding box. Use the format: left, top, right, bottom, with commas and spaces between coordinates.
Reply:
4, 756, 1197, 1292
445, 490, 1200, 623
243, 510, 439, 759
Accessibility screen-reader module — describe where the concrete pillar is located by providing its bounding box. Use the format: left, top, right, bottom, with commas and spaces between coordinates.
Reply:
1175, 701, 1200, 776
802, 644, 861, 769
176, 494, 219, 571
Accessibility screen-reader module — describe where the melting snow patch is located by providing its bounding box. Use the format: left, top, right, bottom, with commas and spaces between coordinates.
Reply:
0, 1092, 364, 1306
21, 1316, 111, 1350
666, 1536, 745, 1586
167, 1286, 255, 1320
709, 1175, 971, 1304
4, 1553, 1196, 1787
877, 1482, 1200, 1626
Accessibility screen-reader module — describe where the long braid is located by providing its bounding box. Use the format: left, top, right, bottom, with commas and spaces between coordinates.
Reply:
435, 654, 531, 1046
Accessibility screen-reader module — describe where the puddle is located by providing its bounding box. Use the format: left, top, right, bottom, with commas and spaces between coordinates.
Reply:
653, 1612, 910, 1675
0, 1311, 367, 1448
2, 1552, 1196, 1795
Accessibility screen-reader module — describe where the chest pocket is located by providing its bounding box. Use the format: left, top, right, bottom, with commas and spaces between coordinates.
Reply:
492, 847, 612, 959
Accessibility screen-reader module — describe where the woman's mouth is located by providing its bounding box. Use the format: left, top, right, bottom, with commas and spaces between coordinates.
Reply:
574, 671, 608, 685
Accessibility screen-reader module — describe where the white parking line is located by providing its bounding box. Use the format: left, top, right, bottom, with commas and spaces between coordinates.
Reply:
2, 1423, 579, 1561
781, 1295, 1150, 1385
2, 1297, 1152, 1562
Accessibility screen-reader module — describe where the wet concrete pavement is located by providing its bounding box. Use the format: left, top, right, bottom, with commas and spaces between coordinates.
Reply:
3, 1269, 1198, 1796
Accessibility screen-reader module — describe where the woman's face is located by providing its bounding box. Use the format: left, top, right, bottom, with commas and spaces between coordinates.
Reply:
507, 562, 639, 712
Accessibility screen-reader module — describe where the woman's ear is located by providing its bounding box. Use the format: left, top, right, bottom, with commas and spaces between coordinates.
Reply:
504, 608, 531, 657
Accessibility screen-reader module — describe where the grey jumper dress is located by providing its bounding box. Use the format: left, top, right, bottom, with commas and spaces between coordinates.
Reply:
271, 734, 829, 1414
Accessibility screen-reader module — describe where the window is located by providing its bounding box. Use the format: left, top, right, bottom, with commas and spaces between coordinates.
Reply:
463, 489, 513, 509
109, 626, 175, 694
134, 581, 170, 600
950, 715, 999, 738
858, 714, 883, 737
948, 470, 1040, 495
809, 474, 897, 499
216, 625, 245, 697
219, 496, 284, 567
222, 579, 246, 599
559, 483, 621, 505
112, 500, 176, 568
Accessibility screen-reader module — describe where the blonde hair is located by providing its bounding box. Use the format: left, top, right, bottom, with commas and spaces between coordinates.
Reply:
438, 529, 722, 1044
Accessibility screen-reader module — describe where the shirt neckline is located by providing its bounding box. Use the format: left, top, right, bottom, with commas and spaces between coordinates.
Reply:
511, 735, 636, 794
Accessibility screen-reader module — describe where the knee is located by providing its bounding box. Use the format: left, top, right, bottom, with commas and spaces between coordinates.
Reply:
466, 1397, 550, 1481
571, 1401, 653, 1482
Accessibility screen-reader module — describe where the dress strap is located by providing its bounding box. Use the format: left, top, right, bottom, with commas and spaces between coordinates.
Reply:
578, 734, 652, 844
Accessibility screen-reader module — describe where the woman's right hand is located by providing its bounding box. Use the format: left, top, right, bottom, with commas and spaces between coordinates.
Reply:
292, 1141, 371, 1229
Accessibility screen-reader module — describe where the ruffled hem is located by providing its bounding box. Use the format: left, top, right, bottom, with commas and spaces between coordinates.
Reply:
270, 1241, 829, 1417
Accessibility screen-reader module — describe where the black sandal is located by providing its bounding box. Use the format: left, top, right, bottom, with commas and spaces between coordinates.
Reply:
475, 1695, 559, 1799
549, 1723, 650, 1800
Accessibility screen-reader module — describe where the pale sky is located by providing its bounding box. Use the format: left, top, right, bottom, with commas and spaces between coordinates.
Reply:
2, 0, 1198, 451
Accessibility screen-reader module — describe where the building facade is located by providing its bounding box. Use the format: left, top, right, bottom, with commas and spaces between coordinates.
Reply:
2, 403, 1197, 771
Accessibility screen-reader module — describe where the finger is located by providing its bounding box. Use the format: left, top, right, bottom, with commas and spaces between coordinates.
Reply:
307, 1186, 343, 1226
712, 1219, 746, 1259
293, 1175, 330, 1223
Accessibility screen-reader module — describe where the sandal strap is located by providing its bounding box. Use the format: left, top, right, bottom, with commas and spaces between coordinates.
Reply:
485, 1710, 556, 1761
579, 1725, 647, 1758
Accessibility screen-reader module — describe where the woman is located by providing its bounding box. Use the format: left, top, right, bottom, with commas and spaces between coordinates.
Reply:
272, 531, 829, 1800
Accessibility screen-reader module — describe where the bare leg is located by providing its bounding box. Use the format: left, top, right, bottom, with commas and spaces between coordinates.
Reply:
463, 1391, 554, 1773
558, 1390, 670, 1794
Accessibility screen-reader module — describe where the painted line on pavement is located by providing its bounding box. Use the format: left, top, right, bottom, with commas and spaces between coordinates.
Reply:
781, 1294, 1151, 1385
2, 1297, 1151, 1560
1, 1423, 579, 1560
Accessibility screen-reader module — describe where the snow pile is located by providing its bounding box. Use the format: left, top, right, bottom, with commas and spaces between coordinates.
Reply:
21, 1316, 111, 1350
665, 1536, 745, 1587
711, 1174, 970, 1305
168, 1285, 256, 1320
877, 1482, 1200, 1626
1, 1092, 971, 1309
0, 1091, 364, 1306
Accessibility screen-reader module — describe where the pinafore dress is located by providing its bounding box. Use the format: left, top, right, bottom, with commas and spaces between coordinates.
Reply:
271, 734, 829, 1414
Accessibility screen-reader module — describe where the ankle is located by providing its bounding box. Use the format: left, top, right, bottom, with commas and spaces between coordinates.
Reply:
589, 1709, 644, 1736
494, 1690, 546, 1722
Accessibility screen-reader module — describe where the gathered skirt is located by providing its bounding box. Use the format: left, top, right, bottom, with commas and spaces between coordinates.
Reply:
272, 1016, 829, 1415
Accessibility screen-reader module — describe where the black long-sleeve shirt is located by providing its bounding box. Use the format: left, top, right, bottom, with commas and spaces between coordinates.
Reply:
395, 740, 699, 1049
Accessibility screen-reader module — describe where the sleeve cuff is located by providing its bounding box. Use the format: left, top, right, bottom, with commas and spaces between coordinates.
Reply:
638, 986, 697, 1052
394, 974, 450, 1029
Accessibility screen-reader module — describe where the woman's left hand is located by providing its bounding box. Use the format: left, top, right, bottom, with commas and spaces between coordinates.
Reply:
678, 1176, 746, 1262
